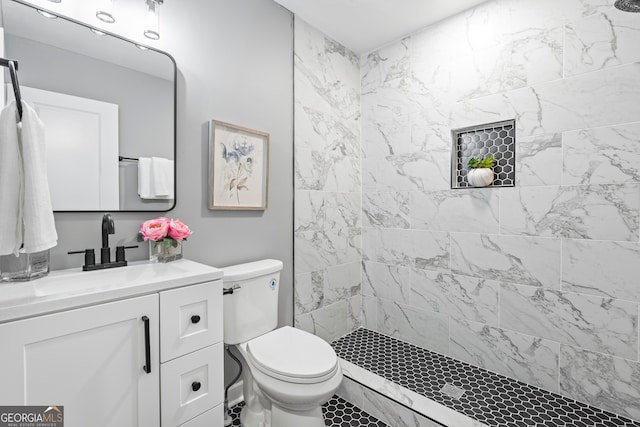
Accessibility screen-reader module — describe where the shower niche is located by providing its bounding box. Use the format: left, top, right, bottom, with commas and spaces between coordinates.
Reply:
451, 119, 516, 189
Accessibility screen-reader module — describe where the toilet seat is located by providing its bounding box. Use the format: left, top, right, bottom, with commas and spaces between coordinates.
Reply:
246, 326, 339, 384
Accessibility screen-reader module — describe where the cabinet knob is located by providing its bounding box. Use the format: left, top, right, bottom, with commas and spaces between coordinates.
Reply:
192, 381, 201, 392
190, 315, 201, 324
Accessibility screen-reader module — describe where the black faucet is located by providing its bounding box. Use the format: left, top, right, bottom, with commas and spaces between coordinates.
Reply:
101, 213, 115, 264
67, 213, 137, 271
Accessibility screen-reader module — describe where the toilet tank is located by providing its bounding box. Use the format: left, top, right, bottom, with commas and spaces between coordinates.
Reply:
222, 259, 283, 345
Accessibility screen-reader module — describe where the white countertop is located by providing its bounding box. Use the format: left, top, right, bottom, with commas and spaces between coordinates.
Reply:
0, 259, 223, 323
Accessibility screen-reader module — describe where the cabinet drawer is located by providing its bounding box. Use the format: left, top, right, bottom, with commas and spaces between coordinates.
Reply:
161, 343, 224, 427
178, 404, 223, 427
160, 280, 222, 362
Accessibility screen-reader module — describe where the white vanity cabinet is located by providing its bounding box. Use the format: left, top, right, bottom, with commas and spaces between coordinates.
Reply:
0, 294, 161, 426
159, 281, 224, 426
0, 260, 224, 427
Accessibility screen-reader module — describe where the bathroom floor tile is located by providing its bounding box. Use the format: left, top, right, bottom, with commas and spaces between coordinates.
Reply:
228, 395, 389, 427
333, 328, 640, 427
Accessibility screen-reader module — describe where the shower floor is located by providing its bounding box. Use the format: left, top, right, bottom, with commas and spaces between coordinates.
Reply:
228, 395, 389, 426
332, 328, 640, 427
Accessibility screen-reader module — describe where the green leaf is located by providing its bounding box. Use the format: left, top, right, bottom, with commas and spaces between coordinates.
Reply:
468, 155, 495, 169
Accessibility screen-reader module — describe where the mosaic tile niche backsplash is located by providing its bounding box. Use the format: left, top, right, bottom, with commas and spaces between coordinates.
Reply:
451, 120, 516, 189
294, 0, 640, 422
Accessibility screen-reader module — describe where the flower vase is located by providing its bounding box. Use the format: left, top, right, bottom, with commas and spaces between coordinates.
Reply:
0, 249, 50, 281
149, 240, 183, 263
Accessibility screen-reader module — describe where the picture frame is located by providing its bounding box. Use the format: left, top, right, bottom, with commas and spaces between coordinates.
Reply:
208, 120, 270, 210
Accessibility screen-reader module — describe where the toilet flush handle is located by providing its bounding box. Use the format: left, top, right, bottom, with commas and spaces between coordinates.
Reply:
222, 284, 241, 295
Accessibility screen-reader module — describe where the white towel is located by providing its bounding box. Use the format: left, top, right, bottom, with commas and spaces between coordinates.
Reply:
20, 101, 57, 253
0, 101, 57, 255
138, 157, 153, 199
138, 156, 174, 200
0, 102, 23, 256
151, 157, 174, 198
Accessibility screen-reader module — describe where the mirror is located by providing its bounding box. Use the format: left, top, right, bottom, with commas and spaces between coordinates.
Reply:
1, 0, 176, 212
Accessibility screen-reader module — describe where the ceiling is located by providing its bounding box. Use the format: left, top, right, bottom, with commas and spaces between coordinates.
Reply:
1, 0, 173, 80
273, 0, 488, 55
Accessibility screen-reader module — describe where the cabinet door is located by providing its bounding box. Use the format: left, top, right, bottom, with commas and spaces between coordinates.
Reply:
178, 404, 223, 427
0, 294, 160, 427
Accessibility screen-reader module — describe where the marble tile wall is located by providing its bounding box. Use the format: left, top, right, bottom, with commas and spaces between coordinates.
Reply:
292, 0, 640, 421
359, 0, 640, 421
293, 17, 362, 342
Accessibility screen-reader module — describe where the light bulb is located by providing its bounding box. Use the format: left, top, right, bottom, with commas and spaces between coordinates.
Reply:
96, 0, 116, 23
144, 0, 163, 40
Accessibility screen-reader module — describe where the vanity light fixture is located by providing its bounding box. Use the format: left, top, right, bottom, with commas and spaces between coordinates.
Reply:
143, 0, 163, 40
37, 10, 57, 18
96, 0, 116, 23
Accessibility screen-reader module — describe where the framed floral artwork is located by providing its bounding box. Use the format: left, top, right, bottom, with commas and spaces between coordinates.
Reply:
209, 120, 269, 210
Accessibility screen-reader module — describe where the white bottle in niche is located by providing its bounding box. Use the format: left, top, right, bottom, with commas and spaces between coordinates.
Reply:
467, 168, 494, 187
466, 155, 495, 187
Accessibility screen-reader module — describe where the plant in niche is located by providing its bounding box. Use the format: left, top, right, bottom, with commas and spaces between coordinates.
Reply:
137, 217, 192, 251
468, 155, 495, 169
466, 155, 495, 187
221, 139, 255, 204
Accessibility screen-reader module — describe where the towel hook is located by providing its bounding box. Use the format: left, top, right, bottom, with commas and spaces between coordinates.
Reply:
7, 61, 23, 121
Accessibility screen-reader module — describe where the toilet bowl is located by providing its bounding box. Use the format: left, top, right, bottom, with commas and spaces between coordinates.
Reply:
222, 260, 342, 427
235, 326, 343, 427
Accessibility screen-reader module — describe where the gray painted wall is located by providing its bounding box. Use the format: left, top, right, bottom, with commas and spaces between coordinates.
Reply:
18, 0, 294, 327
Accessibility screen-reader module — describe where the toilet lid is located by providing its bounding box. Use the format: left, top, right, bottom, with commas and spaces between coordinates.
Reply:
246, 326, 338, 382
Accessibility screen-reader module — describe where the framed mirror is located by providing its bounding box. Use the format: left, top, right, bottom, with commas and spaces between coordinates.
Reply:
1, 0, 176, 212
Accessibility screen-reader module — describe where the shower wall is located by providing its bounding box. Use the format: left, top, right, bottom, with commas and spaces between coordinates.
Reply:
360, 0, 640, 420
293, 17, 362, 342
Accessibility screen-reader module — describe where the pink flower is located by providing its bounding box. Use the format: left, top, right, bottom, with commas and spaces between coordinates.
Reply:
168, 219, 192, 241
139, 217, 169, 241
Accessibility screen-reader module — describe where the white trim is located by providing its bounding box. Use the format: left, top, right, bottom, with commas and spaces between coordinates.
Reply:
227, 379, 244, 408
340, 358, 487, 427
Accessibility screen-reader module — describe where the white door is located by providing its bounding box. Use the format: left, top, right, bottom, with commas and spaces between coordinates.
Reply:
0, 294, 160, 427
9, 85, 119, 211
0, 29, 5, 107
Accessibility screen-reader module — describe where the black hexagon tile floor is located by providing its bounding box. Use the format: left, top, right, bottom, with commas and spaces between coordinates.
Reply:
332, 328, 640, 427
228, 395, 389, 427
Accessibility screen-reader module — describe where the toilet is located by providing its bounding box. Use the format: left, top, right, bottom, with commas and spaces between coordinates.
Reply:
222, 259, 343, 427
